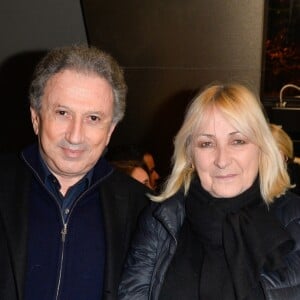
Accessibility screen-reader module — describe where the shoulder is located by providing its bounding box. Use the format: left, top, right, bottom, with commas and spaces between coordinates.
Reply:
0, 153, 29, 186
103, 168, 152, 195
261, 192, 300, 297
153, 192, 185, 216
272, 191, 300, 250
149, 191, 186, 237
272, 191, 300, 227
127, 193, 186, 254
0, 152, 20, 169
100, 169, 151, 212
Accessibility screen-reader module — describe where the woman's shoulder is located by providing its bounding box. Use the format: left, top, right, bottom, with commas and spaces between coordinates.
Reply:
152, 191, 185, 216
147, 191, 186, 236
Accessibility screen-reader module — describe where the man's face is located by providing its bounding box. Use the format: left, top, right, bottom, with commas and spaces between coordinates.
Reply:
31, 69, 116, 183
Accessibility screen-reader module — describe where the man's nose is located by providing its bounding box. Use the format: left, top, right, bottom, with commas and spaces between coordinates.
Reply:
66, 118, 84, 144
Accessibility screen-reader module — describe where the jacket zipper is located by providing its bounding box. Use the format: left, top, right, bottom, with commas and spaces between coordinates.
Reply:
22, 155, 114, 300
54, 187, 95, 299
21, 160, 69, 300
55, 223, 68, 300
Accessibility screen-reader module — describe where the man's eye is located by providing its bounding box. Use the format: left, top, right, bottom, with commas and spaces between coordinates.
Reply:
89, 115, 100, 122
56, 110, 67, 116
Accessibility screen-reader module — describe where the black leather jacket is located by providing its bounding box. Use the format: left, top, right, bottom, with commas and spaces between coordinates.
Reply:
119, 191, 300, 300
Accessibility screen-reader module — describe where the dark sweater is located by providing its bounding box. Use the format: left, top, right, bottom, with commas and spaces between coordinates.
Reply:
24, 179, 106, 300
23, 145, 111, 300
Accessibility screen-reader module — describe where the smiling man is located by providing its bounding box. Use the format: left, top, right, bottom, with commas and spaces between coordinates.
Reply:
0, 45, 149, 300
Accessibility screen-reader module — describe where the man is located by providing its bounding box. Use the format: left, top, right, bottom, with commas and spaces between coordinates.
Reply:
0, 45, 149, 300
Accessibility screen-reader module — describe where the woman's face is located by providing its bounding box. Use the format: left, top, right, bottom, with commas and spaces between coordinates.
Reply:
191, 107, 260, 198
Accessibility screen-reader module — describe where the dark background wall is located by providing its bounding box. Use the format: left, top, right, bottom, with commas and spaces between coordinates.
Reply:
0, 0, 266, 178
0, 0, 87, 152
81, 0, 265, 177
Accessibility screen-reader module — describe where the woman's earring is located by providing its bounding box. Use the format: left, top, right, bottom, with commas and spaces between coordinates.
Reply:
188, 163, 194, 172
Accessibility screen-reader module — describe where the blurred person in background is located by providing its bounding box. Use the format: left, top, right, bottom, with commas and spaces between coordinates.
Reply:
270, 123, 300, 196
143, 151, 160, 191
110, 159, 151, 189
107, 144, 160, 191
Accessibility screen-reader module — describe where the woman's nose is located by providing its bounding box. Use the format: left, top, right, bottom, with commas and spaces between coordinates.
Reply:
214, 146, 231, 169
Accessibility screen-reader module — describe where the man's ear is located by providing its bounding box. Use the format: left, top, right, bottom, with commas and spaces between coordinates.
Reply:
105, 123, 117, 146
30, 107, 40, 135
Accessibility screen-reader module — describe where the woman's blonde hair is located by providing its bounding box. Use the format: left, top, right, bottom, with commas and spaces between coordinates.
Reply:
152, 83, 291, 204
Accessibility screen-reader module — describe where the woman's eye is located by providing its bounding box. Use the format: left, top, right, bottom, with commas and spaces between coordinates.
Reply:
232, 139, 246, 145
197, 141, 214, 148
202, 142, 211, 147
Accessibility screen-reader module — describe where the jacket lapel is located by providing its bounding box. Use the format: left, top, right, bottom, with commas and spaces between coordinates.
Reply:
100, 174, 129, 299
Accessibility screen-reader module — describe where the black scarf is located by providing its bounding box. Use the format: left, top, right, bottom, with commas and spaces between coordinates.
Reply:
160, 177, 294, 300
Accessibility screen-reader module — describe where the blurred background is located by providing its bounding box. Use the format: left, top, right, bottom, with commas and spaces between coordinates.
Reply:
0, 0, 298, 179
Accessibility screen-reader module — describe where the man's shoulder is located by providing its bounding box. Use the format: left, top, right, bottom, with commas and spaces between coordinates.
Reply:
101, 169, 152, 207
103, 168, 151, 192
0, 152, 26, 180
0, 152, 19, 164
99, 169, 151, 216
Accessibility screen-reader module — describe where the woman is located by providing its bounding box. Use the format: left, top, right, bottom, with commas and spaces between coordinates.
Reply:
270, 123, 300, 196
118, 83, 300, 300
111, 159, 152, 189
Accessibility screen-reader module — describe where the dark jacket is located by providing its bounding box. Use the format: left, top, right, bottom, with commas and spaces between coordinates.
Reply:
0, 149, 149, 300
118, 190, 300, 300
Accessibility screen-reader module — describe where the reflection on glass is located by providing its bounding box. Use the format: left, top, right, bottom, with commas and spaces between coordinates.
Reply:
262, 0, 300, 101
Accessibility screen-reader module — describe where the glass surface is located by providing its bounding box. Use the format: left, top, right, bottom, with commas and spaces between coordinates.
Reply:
262, 0, 300, 102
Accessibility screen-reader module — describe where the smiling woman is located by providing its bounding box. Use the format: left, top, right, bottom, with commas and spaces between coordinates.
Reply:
118, 82, 300, 300
191, 107, 260, 198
